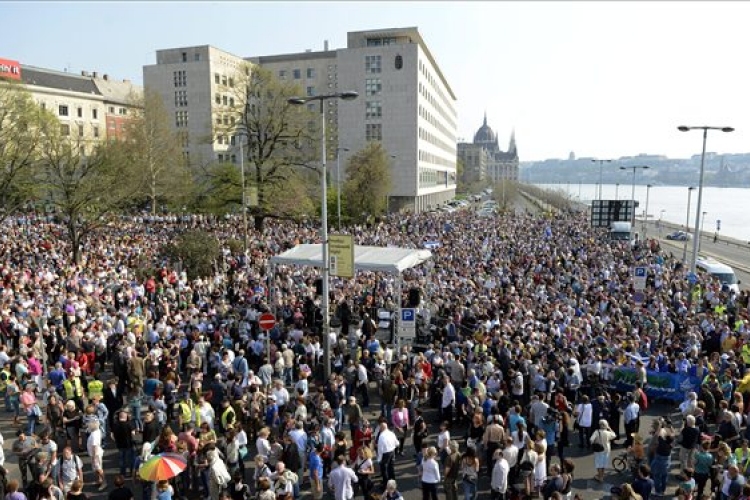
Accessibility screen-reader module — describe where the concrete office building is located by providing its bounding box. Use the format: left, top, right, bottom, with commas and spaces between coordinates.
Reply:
0, 57, 142, 149
143, 45, 247, 168
248, 27, 458, 212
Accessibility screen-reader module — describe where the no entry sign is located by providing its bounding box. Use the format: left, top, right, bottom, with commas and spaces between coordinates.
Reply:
259, 313, 276, 331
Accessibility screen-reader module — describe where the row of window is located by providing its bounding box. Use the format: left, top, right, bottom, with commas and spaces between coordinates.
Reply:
214, 73, 235, 88
365, 55, 382, 74
56, 105, 123, 119
418, 168, 450, 188
419, 83, 456, 134
215, 114, 237, 127
175, 111, 189, 128
175, 90, 188, 108
418, 126, 454, 156
365, 101, 382, 120
217, 153, 237, 164
214, 94, 235, 107
418, 59, 456, 118
365, 123, 382, 142
419, 104, 455, 144
366, 37, 398, 47
216, 134, 236, 146
278, 67, 317, 81
365, 78, 382, 97
59, 123, 100, 138
174, 70, 187, 87
419, 149, 454, 169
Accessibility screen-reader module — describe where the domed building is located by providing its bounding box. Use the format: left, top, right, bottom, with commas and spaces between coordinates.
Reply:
458, 113, 518, 185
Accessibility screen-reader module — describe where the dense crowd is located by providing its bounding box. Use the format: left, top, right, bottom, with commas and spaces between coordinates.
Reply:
0, 200, 749, 500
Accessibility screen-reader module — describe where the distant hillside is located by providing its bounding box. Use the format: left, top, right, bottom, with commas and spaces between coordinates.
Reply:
520, 153, 750, 187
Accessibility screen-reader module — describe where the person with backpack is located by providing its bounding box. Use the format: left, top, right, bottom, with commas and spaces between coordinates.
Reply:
460, 447, 480, 500
56, 447, 82, 496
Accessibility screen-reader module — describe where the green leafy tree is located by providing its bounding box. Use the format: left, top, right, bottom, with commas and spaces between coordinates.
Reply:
343, 142, 392, 221
123, 89, 194, 213
161, 230, 221, 280
212, 65, 317, 230
39, 124, 138, 263
0, 82, 53, 216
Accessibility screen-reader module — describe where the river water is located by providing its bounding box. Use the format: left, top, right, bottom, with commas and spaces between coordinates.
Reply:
535, 183, 749, 243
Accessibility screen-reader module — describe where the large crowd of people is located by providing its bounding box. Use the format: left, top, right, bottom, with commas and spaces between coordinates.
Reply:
0, 199, 748, 500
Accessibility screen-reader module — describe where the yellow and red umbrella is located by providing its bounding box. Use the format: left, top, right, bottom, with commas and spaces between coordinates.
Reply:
138, 453, 188, 481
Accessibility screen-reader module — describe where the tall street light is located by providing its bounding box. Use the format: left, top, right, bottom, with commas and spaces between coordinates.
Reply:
643, 184, 653, 238
615, 183, 620, 200
677, 125, 734, 274
683, 186, 696, 262
238, 130, 248, 254
289, 91, 359, 379
620, 165, 649, 223
335, 147, 349, 230
700, 211, 707, 252
591, 159, 612, 200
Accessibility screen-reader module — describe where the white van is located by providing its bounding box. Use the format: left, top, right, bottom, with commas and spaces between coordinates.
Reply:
695, 256, 741, 293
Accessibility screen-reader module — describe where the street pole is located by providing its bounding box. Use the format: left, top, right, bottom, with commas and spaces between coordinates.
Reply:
700, 211, 707, 253
289, 91, 358, 380
683, 186, 695, 262
678, 125, 734, 274
336, 147, 349, 230
592, 159, 612, 200
240, 135, 247, 254
643, 184, 652, 238
615, 183, 619, 200
621, 165, 649, 225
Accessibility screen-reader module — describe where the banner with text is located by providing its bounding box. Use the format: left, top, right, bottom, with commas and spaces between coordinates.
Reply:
609, 367, 701, 403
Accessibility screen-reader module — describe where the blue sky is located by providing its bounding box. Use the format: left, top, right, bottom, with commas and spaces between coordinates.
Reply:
4, 1, 750, 161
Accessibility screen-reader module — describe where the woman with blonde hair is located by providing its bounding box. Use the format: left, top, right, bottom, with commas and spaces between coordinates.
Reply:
256, 427, 271, 463
257, 477, 275, 500
617, 483, 643, 500
421, 447, 440, 500
354, 446, 375, 499
392, 399, 410, 456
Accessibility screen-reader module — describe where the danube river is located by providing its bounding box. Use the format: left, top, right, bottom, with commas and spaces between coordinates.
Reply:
535, 183, 750, 243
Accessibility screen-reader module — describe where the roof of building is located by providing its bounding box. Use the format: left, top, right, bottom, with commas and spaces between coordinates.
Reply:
21, 65, 100, 95
246, 50, 337, 65
474, 112, 497, 144
93, 77, 141, 106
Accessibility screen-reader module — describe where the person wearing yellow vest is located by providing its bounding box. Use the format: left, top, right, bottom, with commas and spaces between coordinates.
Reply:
178, 397, 195, 431
63, 376, 84, 411
87, 379, 104, 402
742, 343, 750, 368
220, 399, 236, 433
0, 365, 10, 412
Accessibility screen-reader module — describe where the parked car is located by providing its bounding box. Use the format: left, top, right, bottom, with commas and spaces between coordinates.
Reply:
666, 230, 691, 241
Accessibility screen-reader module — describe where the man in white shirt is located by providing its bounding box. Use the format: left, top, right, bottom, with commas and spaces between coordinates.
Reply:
490, 449, 510, 499
272, 380, 290, 410
357, 361, 370, 408
441, 375, 456, 424
328, 455, 358, 500
376, 421, 399, 487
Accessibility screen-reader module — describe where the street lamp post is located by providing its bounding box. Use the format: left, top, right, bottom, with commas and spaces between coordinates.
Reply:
239, 132, 248, 254
620, 165, 649, 224
683, 186, 696, 262
659, 210, 666, 238
677, 125, 734, 274
615, 183, 620, 200
335, 147, 349, 230
591, 159, 612, 200
289, 91, 359, 380
700, 211, 707, 252
643, 184, 653, 238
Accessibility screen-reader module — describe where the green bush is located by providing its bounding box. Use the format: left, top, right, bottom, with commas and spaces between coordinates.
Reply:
161, 230, 221, 280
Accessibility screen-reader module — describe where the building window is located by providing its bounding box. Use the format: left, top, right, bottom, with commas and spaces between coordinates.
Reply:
218, 154, 224, 162
119, 108, 127, 115
194, 52, 200, 61
92, 108, 98, 120
215, 73, 220, 84
175, 111, 189, 127
93, 126, 99, 138
182, 52, 187, 62
365, 123, 382, 141
175, 90, 188, 107
306, 68, 315, 79
365, 78, 381, 96
173, 70, 187, 87
228, 78, 234, 88
293, 69, 301, 79
40, 102, 46, 110
365, 55, 382, 74
395, 54, 403, 70
231, 155, 237, 164
307, 103, 316, 113
230, 135, 236, 146
365, 101, 382, 119
215, 95, 221, 105
76, 107, 83, 118
60, 124, 70, 136
229, 97, 234, 107
59, 105, 69, 117
109, 106, 115, 113
78, 124, 84, 137
222, 76, 227, 86
279, 70, 287, 80
306, 86, 316, 97
222, 95, 228, 105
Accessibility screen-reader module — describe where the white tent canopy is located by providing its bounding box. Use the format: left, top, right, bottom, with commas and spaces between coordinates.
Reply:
270, 244, 432, 274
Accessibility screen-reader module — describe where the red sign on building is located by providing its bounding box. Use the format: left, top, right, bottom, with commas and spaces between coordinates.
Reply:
0, 58, 21, 81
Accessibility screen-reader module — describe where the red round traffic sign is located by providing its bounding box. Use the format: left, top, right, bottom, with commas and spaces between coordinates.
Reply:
259, 313, 276, 331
